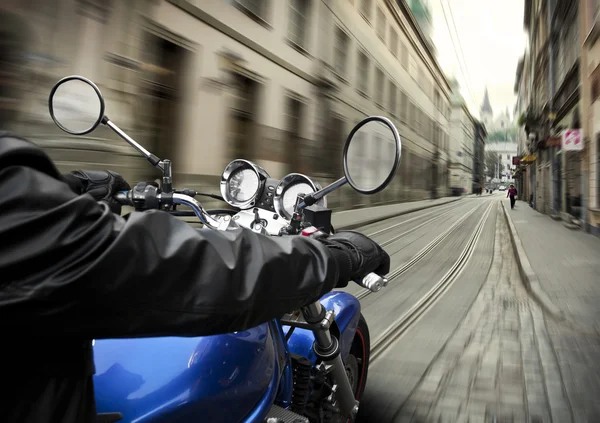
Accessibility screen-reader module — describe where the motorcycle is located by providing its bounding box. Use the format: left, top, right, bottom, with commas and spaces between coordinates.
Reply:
48, 75, 402, 423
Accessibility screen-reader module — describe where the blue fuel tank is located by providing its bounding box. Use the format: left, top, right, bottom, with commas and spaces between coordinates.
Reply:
93, 323, 277, 423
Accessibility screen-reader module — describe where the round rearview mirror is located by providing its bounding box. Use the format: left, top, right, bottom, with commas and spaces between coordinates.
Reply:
49, 75, 105, 135
343, 116, 402, 194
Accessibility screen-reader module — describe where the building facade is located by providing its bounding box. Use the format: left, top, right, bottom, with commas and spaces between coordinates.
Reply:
405, 0, 434, 52
582, 0, 600, 233
518, 0, 583, 218
313, 0, 453, 204
485, 141, 518, 183
4, 0, 454, 209
473, 121, 487, 193
514, 54, 532, 203
448, 79, 475, 195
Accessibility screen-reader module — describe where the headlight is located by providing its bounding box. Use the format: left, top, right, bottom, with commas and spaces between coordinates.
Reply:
274, 173, 326, 219
220, 160, 270, 209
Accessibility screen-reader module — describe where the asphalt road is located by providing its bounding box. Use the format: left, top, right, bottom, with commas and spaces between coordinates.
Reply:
344, 195, 502, 422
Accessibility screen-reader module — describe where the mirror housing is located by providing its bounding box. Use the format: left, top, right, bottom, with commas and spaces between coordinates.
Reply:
295, 116, 401, 212
48, 75, 105, 135
342, 116, 402, 194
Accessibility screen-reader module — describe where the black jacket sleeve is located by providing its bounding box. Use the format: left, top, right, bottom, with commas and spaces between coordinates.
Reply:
0, 135, 341, 338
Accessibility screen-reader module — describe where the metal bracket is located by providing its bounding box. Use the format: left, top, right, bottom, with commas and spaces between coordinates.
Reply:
320, 310, 336, 331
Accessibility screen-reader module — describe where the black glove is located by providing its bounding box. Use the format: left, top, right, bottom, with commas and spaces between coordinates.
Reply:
317, 231, 390, 288
63, 170, 131, 214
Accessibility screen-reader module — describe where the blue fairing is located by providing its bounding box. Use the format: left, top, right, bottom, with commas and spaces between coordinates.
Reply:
93, 290, 360, 422
93, 322, 279, 423
286, 291, 361, 364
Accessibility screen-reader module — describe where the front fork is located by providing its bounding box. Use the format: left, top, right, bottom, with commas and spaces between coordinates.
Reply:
289, 226, 385, 420
302, 301, 359, 421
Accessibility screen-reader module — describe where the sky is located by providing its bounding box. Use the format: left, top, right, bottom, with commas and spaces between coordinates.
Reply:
429, 0, 528, 120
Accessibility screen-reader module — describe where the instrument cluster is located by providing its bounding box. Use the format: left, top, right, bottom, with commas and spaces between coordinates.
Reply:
220, 159, 327, 220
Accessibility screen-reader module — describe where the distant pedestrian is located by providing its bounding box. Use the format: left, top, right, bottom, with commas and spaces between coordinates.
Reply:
507, 184, 517, 209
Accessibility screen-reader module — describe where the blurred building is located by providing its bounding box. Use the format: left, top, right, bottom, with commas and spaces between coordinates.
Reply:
518, 0, 583, 219
514, 47, 539, 206
448, 78, 475, 195
404, 0, 434, 52
3, 0, 454, 209
485, 141, 518, 183
473, 121, 486, 193
582, 0, 600, 234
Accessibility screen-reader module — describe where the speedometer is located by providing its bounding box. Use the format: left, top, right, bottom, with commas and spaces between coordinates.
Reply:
274, 173, 326, 219
220, 159, 270, 209
229, 168, 259, 202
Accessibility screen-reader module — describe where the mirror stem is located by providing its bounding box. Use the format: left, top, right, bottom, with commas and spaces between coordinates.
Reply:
104, 117, 163, 170
297, 177, 347, 210
162, 159, 173, 194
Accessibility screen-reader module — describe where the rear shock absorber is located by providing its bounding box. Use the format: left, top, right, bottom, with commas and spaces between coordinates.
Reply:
290, 354, 312, 414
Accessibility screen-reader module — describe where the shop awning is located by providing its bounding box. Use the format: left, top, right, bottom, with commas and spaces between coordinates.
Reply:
520, 155, 537, 164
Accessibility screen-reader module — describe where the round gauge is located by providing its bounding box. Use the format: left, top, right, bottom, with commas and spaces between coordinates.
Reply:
220, 160, 270, 209
274, 173, 326, 220
228, 168, 259, 202
282, 183, 315, 217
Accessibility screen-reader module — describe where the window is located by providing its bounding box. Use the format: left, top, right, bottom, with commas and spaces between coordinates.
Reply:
360, 0, 372, 21
235, 0, 267, 21
399, 90, 407, 121
334, 27, 350, 77
390, 27, 398, 57
400, 42, 408, 69
229, 73, 259, 159
593, 74, 600, 103
357, 50, 370, 94
388, 80, 396, 114
408, 100, 415, 125
288, 0, 310, 48
323, 115, 345, 176
377, 7, 386, 40
417, 108, 424, 135
596, 133, 600, 207
409, 56, 418, 79
425, 116, 432, 140
284, 95, 304, 170
374, 67, 384, 105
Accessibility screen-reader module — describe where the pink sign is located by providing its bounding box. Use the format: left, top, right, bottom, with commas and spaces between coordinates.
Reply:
562, 129, 583, 151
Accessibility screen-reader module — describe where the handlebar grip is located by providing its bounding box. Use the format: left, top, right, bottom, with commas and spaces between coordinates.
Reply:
356, 272, 388, 292
114, 191, 134, 206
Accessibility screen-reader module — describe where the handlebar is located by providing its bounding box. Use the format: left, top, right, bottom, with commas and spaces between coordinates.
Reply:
114, 191, 132, 206
114, 190, 222, 229
115, 191, 388, 292
357, 273, 388, 292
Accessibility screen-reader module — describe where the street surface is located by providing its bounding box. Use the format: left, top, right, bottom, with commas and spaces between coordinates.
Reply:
343, 192, 600, 423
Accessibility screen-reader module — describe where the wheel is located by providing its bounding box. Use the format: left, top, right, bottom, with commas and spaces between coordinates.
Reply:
347, 314, 370, 402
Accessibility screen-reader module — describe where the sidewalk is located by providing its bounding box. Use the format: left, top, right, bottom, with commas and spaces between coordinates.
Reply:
502, 199, 600, 420
332, 196, 463, 229
391, 196, 569, 422
502, 199, 600, 329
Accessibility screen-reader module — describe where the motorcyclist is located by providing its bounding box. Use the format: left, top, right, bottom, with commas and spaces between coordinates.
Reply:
0, 133, 390, 423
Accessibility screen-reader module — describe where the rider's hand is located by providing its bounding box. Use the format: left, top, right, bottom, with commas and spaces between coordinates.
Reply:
63, 170, 131, 214
317, 231, 390, 288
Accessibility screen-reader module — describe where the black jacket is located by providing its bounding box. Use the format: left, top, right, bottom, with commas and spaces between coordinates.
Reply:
0, 134, 347, 422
